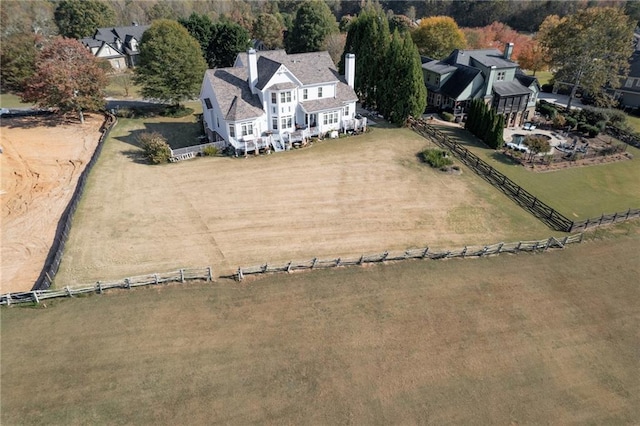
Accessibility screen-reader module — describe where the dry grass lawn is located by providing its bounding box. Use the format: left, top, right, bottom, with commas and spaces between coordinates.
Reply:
55, 121, 552, 287
2, 228, 639, 424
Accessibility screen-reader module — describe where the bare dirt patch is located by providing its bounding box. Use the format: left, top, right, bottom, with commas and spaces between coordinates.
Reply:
1, 114, 103, 293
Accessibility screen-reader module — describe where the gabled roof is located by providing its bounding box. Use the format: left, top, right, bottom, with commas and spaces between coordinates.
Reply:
204, 68, 264, 121
514, 72, 539, 89
438, 66, 481, 99
81, 24, 149, 56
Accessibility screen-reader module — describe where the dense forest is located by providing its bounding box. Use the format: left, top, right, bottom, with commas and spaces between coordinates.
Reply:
2, 0, 639, 38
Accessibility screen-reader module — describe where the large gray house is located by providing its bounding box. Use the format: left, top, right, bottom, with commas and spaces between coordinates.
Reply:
81, 24, 149, 71
422, 43, 539, 127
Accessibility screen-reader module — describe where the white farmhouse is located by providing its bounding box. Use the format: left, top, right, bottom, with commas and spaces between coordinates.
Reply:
200, 49, 363, 154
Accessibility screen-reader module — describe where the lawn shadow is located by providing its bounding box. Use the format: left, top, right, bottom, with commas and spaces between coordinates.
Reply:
0, 112, 63, 129
121, 148, 149, 165
490, 151, 522, 166
114, 121, 203, 156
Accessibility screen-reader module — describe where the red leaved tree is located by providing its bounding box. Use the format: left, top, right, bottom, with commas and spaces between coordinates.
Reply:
22, 37, 107, 123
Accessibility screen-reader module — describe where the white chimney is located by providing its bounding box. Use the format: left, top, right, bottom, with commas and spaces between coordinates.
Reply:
504, 42, 514, 60
248, 48, 258, 94
345, 53, 355, 89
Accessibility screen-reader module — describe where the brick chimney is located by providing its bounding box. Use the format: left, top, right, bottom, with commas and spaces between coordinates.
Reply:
248, 48, 258, 94
504, 42, 514, 60
345, 53, 355, 89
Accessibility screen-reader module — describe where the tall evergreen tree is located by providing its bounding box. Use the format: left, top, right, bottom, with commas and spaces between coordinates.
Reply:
206, 21, 251, 68
178, 12, 214, 56
285, 0, 338, 53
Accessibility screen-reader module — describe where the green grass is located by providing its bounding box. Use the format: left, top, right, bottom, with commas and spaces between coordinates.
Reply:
624, 113, 640, 133
529, 70, 553, 86
432, 125, 640, 220
0, 92, 33, 108
104, 74, 143, 98
2, 227, 639, 424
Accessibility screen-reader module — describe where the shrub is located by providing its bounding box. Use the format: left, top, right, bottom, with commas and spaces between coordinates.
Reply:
564, 116, 577, 129
441, 111, 455, 122
420, 148, 454, 169
541, 83, 553, 93
577, 122, 599, 137
202, 145, 218, 156
138, 132, 171, 164
553, 114, 566, 128
162, 105, 194, 118
115, 107, 134, 118
538, 102, 557, 119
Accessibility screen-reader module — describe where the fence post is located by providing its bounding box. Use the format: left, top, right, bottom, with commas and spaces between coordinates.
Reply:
626, 208, 631, 219
96, 281, 103, 294
599, 214, 604, 225
381, 251, 389, 261
66, 286, 73, 297
32, 291, 39, 304
480, 246, 489, 257
262, 263, 268, 273
286, 261, 292, 273
237, 267, 244, 281
311, 258, 318, 269
180, 269, 185, 283
562, 236, 569, 246
497, 243, 504, 253
545, 237, 553, 251
579, 233, 584, 243
461, 246, 467, 258
358, 255, 364, 265
154, 274, 159, 284
6, 294, 11, 306
612, 212, 618, 223
125, 278, 131, 289
335, 258, 341, 266
516, 241, 522, 251
207, 267, 212, 281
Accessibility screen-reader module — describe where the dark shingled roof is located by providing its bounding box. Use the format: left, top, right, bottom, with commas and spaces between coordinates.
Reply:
422, 60, 458, 74
204, 68, 264, 121
81, 24, 149, 57
515, 72, 538, 89
492, 81, 532, 97
438, 66, 481, 99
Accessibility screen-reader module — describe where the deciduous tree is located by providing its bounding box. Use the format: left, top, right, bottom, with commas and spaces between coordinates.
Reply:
22, 37, 107, 123
540, 7, 634, 109
135, 20, 207, 106
411, 16, 466, 59
285, 0, 338, 53
206, 21, 251, 68
54, 0, 115, 39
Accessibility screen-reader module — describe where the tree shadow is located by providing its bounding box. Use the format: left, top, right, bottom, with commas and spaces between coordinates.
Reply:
490, 151, 522, 166
0, 111, 62, 129
114, 121, 203, 163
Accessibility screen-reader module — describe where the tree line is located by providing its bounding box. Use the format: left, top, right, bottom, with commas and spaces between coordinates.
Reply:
0, 0, 635, 128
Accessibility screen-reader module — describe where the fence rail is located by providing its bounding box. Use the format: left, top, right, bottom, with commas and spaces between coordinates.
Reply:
233, 234, 584, 281
1, 267, 214, 306
32, 112, 117, 292
409, 117, 639, 233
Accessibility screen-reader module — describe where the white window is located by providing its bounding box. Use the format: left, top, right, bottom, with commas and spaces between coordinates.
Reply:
271, 93, 277, 104
497, 71, 506, 81
280, 91, 292, 103
229, 125, 235, 138
281, 116, 292, 129
318, 87, 323, 98
303, 88, 308, 100
272, 117, 278, 130
625, 78, 633, 88
323, 111, 338, 125
272, 106, 276, 113
241, 123, 254, 137
216, 116, 219, 128
344, 105, 349, 116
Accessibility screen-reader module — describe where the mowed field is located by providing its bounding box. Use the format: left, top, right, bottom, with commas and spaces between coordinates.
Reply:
0, 114, 104, 293
54, 118, 553, 287
2, 228, 639, 424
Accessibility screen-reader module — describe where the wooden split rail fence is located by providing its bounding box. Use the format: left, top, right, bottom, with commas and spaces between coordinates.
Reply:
1, 267, 214, 306
234, 234, 583, 281
409, 117, 639, 233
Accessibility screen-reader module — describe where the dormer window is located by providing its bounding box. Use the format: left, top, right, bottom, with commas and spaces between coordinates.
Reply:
318, 87, 323, 98
303, 88, 308, 100
497, 71, 506, 81
280, 91, 292, 103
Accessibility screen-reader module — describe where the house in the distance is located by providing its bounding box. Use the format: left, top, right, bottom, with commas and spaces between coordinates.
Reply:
199, 49, 363, 154
422, 43, 539, 127
610, 50, 640, 110
81, 24, 149, 71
